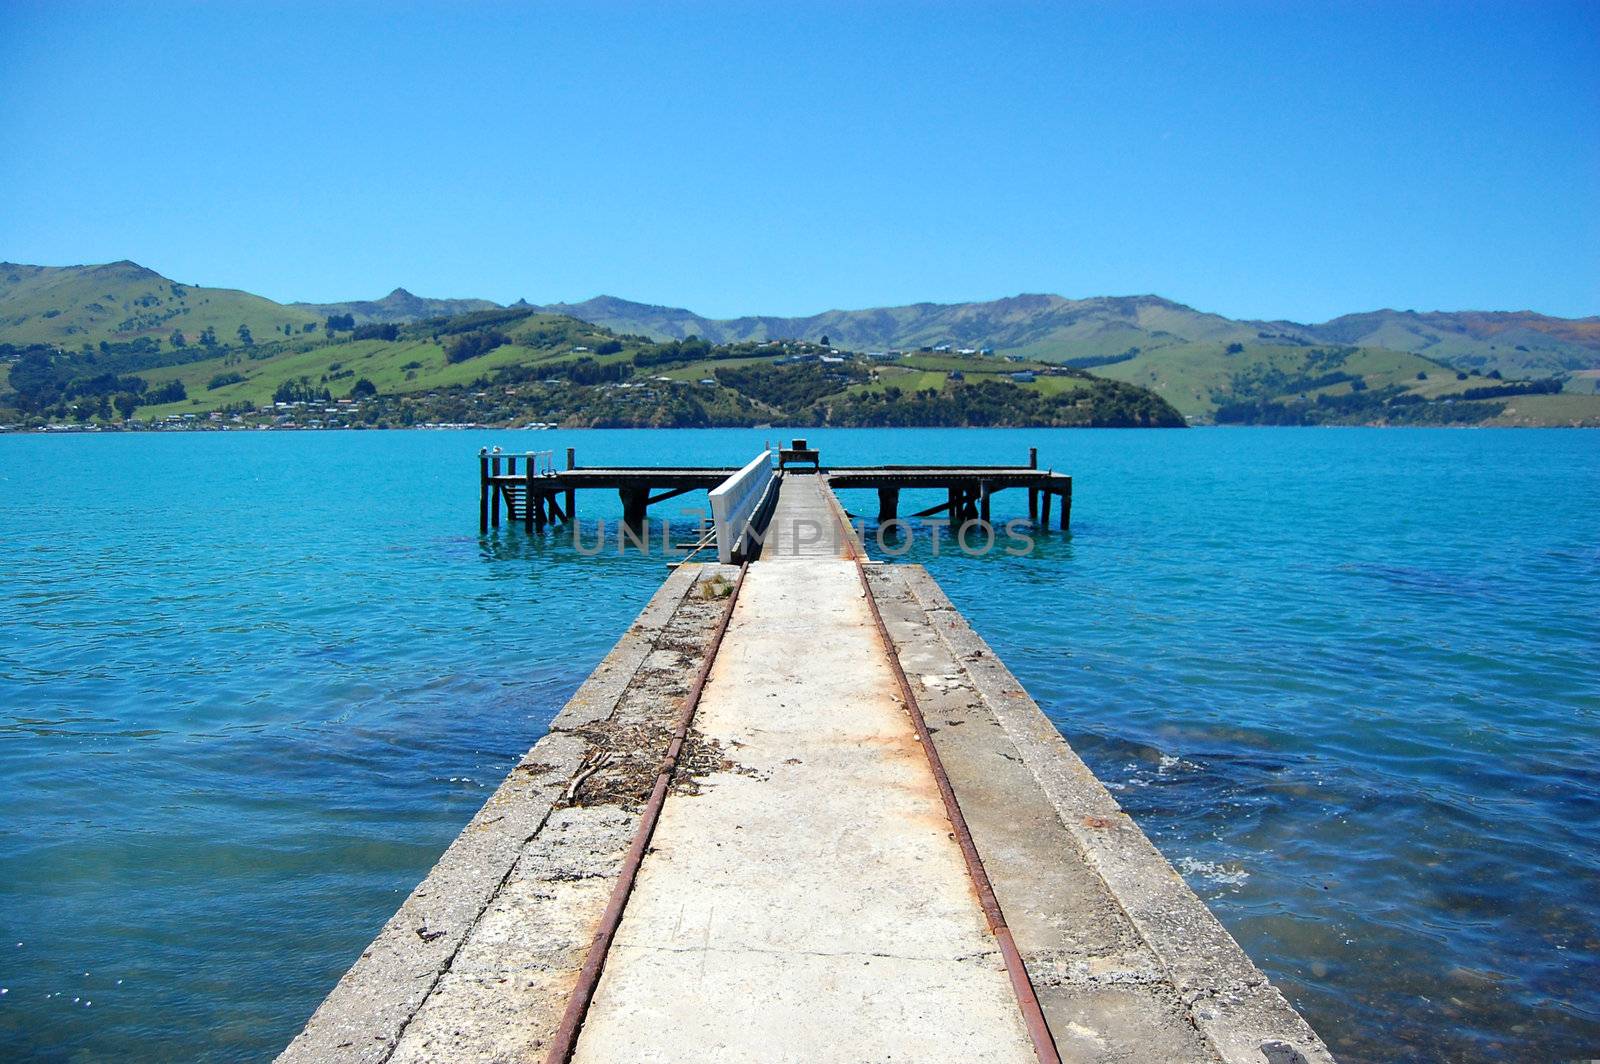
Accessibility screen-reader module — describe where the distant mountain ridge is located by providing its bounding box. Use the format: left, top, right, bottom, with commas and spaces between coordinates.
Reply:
1, 260, 1595, 376
295, 287, 499, 323
537, 294, 1600, 375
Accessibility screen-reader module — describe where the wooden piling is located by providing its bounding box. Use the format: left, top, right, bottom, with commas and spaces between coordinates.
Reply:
479, 448, 490, 533
524, 454, 536, 533
566, 448, 577, 522
490, 449, 502, 529
1060, 482, 1072, 531
1028, 488, 1038, 523
1040, 489, 1053, 529
620, 486, 648, 530
979, 483, 991, 524
1028, 447, 1037, 470
877, 487, 900, 522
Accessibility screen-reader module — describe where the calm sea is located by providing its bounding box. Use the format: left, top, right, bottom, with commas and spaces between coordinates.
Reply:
1, 428, 1596, 1062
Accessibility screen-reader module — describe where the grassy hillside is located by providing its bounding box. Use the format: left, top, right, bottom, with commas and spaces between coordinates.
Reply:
0, 261, 322, 348
0, 262, 503, 351
4, 261, 1595, 412
1092, 342, 1446, 419
1275, 309, 1600, 375
1, 305, 1186, 430
1484, 394, 1600, 427
1090, 340, 1600, 424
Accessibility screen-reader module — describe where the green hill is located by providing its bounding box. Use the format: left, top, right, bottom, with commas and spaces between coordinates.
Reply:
0, 262, 504, 352
0, 302, 1187, 430
0, 261, 321, 348
1091, 340, 1597, 425
1091, 342, 1448, 419
2, 261, 1594, 427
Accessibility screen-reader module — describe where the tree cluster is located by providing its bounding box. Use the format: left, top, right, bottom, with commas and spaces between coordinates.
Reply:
445, 329, 511, 364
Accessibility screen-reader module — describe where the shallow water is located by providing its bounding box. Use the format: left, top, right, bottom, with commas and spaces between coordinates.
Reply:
1, 427, 1596, 1062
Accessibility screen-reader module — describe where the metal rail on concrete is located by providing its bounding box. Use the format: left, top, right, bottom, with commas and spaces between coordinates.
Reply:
541, 562, 752, 1064
820, 481, 1063, 1064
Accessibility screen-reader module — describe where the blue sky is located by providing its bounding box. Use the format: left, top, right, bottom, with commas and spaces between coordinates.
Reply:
2, 1, 1595, 321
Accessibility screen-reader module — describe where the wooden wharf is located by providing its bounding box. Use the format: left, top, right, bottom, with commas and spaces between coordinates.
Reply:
479, 441, 1073, 534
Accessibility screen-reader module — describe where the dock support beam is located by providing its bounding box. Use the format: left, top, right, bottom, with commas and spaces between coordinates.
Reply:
1060, 481, 1072, 531
979, 483, 992, 524
1029, 447, 1037, 469
1040, 489, 1052, 528
876, 487, 900, 522
1028, 488, 1038, 523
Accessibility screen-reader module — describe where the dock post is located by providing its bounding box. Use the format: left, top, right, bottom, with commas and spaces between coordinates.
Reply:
566, 447, 577, 522
478, 448, 489, 533
1060, 481, 1072, 531
524, 454, 535, 533
1028, 446, 1037, 469
533, 491, 548, 532
1028, 488, 1038, 523
980, 483, 991, 524
490, 448, 502, 529
1040, 489, 1053, 529
620, 487, 648, 530
877, 487, 899, 522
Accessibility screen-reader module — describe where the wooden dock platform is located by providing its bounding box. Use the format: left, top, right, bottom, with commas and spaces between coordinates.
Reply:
479, 442, 1072, 534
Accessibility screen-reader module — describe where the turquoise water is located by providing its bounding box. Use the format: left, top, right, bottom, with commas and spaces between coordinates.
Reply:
1, 428, 1596, 1062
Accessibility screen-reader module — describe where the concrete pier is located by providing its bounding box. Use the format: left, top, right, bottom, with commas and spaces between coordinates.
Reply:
279, 476, 1333, 1064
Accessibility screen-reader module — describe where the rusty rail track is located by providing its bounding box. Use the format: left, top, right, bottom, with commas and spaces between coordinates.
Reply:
541, 561, 750, 1064
544, 484, 1059, 1063
825, 494, 1064, 1064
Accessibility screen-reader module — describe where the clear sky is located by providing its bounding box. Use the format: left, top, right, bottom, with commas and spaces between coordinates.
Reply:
2, 1, 1596, 322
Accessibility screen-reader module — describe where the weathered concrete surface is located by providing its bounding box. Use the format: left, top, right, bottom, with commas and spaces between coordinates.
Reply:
868, 564, 1335, 1064
275, 563, 739, 1064
280, 472, 1333, 1063
570, 559, 1036, 1064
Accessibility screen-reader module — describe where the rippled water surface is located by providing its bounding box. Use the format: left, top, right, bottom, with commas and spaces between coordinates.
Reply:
1, 428, 1596, 1062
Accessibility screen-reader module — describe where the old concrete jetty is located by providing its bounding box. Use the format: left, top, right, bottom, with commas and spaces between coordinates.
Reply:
278, 446, 1333, 1064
